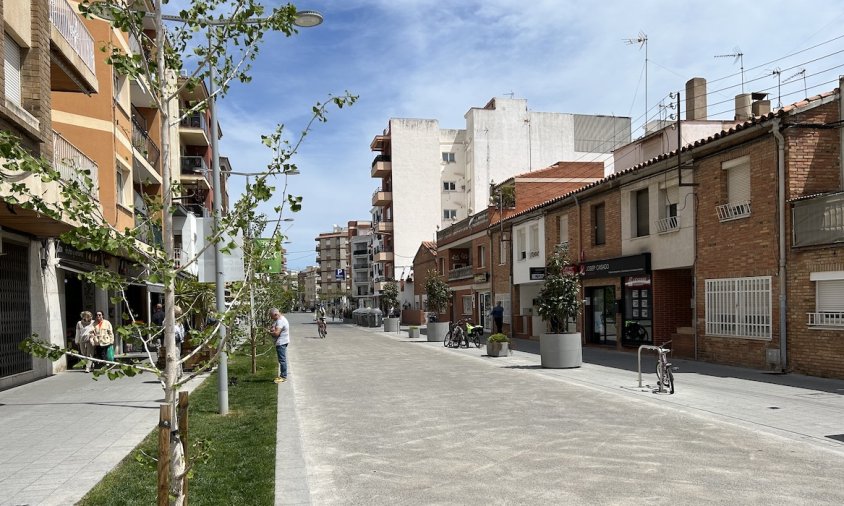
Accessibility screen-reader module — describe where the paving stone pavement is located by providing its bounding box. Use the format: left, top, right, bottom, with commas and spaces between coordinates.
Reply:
275, 314, 844, 505
0, 365, 207, 506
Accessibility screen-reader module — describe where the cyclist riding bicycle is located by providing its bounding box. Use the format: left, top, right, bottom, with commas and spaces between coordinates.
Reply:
316, 306, 327, 336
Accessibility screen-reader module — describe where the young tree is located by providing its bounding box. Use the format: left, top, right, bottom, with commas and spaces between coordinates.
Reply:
536, 244, 582, 333
425, 270, 450, 317
6, 1, 355, 503
381, 281, 400, 316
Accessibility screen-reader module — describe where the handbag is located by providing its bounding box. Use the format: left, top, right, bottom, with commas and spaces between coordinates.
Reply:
106, 345, 115, 362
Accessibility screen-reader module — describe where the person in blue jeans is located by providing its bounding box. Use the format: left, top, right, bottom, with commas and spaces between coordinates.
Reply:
268, 308, 290, 384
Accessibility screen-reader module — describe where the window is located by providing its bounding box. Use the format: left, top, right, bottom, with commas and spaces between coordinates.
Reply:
718, 156, 752, 221
558, 215, 569, 246
635, 189, 649, 237
443, 181, 456, 191
443, 209, 457, 220
593, 203, 606, 245
705, 276, 772, 339
477, 245, 486, 268
115, 168, 129, 207
4, 33, 22, 105
808, 272, 844, 327
441, 152, 455, 163
462, 295, 473, 315
516, 228, 526, 261
529, 223, 539, 257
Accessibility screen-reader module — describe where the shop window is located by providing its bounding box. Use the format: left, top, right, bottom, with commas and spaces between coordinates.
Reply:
593, 203, 606, 245
462, 295, 473, 315
635, 188, 649, 237
808, 273, 844, 327
705, 276, 771, 339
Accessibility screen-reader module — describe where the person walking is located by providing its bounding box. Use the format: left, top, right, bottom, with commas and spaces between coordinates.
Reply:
91, 310, 115, 367
74, 311, 95, 372
268, 308, 290, 384
490, 301, 505, 334
151, 303, 165, 349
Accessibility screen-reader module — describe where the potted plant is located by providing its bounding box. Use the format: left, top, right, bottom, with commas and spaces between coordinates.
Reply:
536, 243, 583, 368
425, 269, 451, 342
407, 326, 420, 339
486, 333, 510, 357
382, 281, 401, 332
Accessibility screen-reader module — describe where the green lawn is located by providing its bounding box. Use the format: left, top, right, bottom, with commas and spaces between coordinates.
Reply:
80, 346, 280, 505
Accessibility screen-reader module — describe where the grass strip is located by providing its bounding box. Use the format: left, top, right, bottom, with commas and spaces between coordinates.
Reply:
80, 346, 279, 505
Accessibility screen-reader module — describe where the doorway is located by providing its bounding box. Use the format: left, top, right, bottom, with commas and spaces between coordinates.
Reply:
478, 292, 491, 331
586, 286, 617, 346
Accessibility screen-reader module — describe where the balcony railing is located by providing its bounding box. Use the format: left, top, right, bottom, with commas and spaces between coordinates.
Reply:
716, 201, 751, 222
180, 112, 209, 133
180, 156, 209, 175
656, 215, 680, 234
52, 130, 99, 200
807, 312, 844, 327
131, 116, 161, 171
173, 248, 182, 268
448, 265, 474, 281
49, 0, 96, 73
793, 193, 844, 247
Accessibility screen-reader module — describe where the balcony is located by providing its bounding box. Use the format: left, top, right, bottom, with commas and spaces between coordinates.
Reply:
655, 215, 680, 234
131, 113, 161, 176
373, 246, 394, 263
716, 201, 751, 222
352, 248, 368, 256
793, 193, 844, 248
448, 265, 474, 281
373, 278, 395, 292
372, 188, 392, 206
376, 220, 393, 234
371, 154, 392, 178
53, 130, 99, 201
179, 112, 210, 146
807, 312, 844, 327
49, 0, 97, 93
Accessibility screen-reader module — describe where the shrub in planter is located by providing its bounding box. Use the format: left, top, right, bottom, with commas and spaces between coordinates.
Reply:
486, 333, 510, 357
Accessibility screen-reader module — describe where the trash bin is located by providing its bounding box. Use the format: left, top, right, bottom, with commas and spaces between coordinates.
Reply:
372, 308, 383, 327
352, 307, 364, 326
358, 308, 371, 327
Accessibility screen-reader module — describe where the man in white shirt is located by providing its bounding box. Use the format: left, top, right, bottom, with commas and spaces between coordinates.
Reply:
268, 308, 290, 384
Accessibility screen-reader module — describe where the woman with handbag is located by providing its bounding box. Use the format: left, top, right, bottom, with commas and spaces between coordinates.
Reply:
91, 310, 115, 368
74, 311, 96, 372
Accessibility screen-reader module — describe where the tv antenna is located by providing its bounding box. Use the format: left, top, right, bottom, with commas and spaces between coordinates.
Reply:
771, 67, 782, 108
784, 68, 808, 99
503, 90, 515, 99
624, 31, 648, 133
714, 47, 744, 93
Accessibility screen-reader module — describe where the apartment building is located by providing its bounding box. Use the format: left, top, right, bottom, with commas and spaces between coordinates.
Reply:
350, 232, 373, 308
298, 265, 319, 310
315, 225, 350, 307
369, 97, 631, 306
1, 0, 100, 388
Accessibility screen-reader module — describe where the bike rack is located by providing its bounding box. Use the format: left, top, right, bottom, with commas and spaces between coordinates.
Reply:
637, 345, 663, 388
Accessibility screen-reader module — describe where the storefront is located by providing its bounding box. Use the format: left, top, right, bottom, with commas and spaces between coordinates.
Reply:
582, 253, 651, 347
56, 244, 107, 364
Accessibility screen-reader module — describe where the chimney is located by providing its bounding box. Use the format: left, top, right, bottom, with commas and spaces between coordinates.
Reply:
685, 77, 707, 120
751, 92, 771, 116
735, 93, 752, 121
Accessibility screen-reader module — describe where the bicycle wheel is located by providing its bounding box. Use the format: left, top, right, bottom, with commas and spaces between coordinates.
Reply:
318, 325, 326, 338
443, 331, 451, 347
473, 334, 481, 348
665, 369, 675, 394
655, 361, 663, 384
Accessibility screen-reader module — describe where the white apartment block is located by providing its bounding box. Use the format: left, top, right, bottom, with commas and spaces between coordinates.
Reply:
315, 225, 350, 307
369, 97, 631, 290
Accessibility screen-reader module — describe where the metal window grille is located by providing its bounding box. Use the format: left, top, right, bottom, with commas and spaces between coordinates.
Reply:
705, 276, 772, 339
0, 242, 33, 377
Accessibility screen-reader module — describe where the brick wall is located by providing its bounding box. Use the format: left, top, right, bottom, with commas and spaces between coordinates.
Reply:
652, 269, 693, 344
490, 225, 513, 334
785, 101, 841, 198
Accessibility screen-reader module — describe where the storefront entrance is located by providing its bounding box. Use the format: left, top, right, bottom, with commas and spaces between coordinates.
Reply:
585, 286, 617, 346
622, 276, 653, 346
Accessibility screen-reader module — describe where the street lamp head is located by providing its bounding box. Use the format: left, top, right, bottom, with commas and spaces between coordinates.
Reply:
293, 10, 324, 28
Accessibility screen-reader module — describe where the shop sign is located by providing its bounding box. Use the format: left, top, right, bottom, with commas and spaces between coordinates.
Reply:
57, 244, 105, 267
529, 267, 546, 280
581, 253, 650, 279
624, 276, 651, 287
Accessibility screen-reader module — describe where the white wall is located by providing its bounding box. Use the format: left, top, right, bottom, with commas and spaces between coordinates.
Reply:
512, 217, 546, 285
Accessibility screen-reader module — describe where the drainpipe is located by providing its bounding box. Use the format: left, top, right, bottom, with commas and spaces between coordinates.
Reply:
772, 118, 787, 372
574, 194, 583, 340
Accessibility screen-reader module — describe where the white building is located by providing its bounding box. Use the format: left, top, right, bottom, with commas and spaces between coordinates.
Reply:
369, 97, 631, 296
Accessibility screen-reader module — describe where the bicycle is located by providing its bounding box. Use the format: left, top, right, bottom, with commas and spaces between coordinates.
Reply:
317, 318, 327, 339
443, 319, 469, 348
624, 320, 649, 343
654, 341, 675, 394
465, 321, 483, 348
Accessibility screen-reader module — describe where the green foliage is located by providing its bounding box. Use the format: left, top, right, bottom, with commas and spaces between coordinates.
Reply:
424, 270, 450, 314
381, 281, 400, 313
536, 244, 582, 333
490, 183, 516, 208
487, 333, 510, 343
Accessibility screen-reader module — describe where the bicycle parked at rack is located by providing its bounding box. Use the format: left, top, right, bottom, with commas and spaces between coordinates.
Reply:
654, 341, 675, 394
444, 319, 468, 348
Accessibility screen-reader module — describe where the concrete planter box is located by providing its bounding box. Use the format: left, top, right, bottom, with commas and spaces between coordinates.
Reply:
427, 321, 450, 342
486, 341, 509, 357
540, 333, 582, 368
407, 327, 420, 339
384, 317, 400, 332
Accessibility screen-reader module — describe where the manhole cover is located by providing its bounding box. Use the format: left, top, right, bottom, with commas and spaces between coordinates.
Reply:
825, 434, 844, 443
768, 406, 780, 410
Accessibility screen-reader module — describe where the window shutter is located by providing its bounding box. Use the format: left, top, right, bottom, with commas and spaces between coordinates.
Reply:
728, 163, 751, 203
817, 280, 844, 312
4, 33, 22, 105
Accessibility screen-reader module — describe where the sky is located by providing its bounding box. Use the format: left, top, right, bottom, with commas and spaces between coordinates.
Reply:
181, 0, 844, 270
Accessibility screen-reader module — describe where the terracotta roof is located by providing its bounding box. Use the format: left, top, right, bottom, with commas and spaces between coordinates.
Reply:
498, 88, 840, 224
421, 241, 437, 255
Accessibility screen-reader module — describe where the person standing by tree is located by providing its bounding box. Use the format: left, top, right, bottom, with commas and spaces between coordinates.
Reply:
490, 301, 505, 334
91, 310, 115, 367
268, 308, 290, 384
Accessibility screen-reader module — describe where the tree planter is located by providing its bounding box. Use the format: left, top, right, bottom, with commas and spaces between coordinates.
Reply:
427, 321, 450, 342
486, 341, 509, 357
540, 333, 582, 368
384, 317, 400, 332
407, 327, 420, 339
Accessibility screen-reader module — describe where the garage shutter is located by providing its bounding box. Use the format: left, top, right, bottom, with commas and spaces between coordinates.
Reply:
4, 33, 22, 105
817, 280, 844, 312
727, 162, 751, 204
